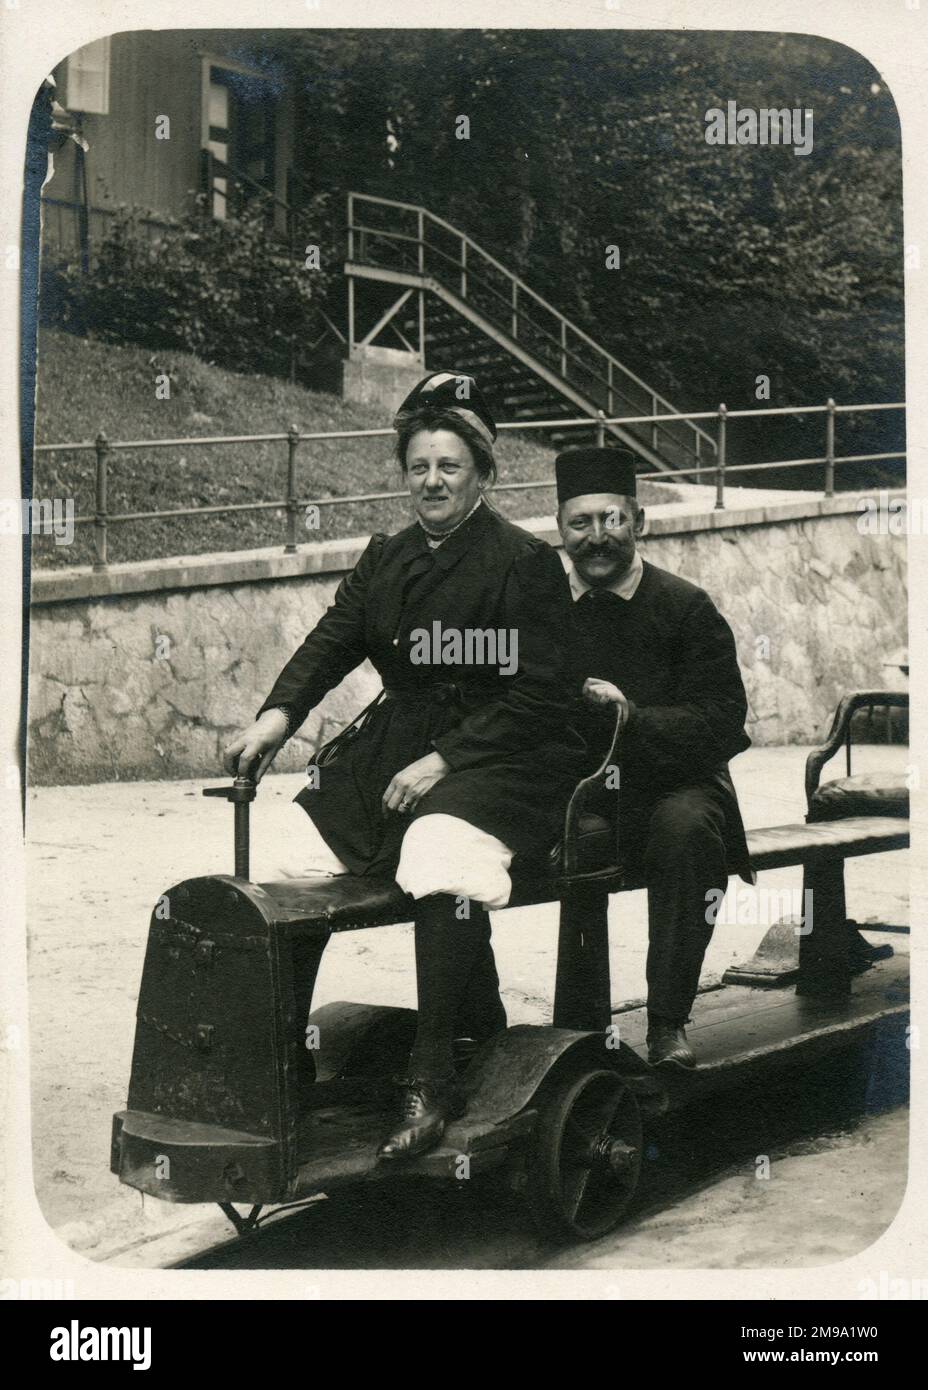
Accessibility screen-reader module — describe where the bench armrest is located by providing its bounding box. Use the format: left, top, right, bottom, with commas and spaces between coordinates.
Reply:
804, 690, 909, 812
560, 704, 627, 877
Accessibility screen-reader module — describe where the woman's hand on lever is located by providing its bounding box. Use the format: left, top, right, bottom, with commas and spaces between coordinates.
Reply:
223, 708, 289, 782
382, 750, 450, 816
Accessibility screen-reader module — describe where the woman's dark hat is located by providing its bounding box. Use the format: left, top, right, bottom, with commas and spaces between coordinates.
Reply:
555, 446, 639, 504
395, 372, 497, 445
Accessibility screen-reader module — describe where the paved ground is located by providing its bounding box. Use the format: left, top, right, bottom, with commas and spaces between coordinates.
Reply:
644, 482, 824, 514
520, 483, 825, 534
24, 743, 910, 1268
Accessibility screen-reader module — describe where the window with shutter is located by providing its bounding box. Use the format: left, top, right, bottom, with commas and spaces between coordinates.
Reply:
66, 36, 111, 115
202, 60, 275, 221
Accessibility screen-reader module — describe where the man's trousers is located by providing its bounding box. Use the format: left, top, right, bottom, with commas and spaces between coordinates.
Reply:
622, 782, 731, 1023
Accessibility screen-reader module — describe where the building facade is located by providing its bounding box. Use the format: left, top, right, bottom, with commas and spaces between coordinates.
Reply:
42, 31, 297, 258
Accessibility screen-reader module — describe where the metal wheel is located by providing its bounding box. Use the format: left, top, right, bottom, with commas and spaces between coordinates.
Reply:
526, 1065, 642, 1242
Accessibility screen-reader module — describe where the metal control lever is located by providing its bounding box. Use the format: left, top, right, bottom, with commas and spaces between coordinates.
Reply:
203, 775, 257, 879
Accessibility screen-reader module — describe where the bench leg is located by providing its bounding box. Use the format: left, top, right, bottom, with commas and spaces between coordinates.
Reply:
553, 884, 612, 1032
797, 857, 851, 998
278, 933, 332, 1103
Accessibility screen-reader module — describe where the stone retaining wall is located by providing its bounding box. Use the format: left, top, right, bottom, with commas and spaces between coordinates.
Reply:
27, 494, 907, 784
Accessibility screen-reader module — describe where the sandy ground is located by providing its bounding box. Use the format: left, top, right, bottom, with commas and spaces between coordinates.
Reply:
166, 1105, 908, 1274
23, 743, 910, 1268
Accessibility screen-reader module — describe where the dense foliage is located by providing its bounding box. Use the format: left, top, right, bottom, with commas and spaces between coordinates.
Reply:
44, 29, 905, 476
42, 192, 336, 383
282, 28, 905, 472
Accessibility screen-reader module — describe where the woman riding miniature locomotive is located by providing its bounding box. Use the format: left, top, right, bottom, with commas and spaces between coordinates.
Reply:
223, 372, 586, 1160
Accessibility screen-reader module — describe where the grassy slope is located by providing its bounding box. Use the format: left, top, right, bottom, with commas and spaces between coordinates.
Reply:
30, 330, 575, 569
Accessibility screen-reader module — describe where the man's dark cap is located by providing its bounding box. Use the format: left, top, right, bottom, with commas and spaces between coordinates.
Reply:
555, 446, 639, 504
394, 371, 497, 444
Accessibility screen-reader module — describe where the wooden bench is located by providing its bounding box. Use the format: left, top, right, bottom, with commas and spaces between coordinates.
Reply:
208, 693, 910, 1035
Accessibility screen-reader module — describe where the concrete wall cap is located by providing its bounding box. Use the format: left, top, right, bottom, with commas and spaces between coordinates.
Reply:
30, 490, 902, 607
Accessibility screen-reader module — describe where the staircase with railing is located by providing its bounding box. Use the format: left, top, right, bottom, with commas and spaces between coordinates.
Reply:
345, 192, 715, 473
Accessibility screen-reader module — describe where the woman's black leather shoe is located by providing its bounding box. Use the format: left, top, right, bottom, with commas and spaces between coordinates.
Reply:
376, 1077, 466, 1161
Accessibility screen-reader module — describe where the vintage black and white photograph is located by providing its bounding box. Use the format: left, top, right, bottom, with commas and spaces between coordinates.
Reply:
6, 12, 920, 1302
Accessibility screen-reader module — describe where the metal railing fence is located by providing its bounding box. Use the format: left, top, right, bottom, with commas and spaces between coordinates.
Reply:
33, 400, 906, 571
347, 192, 717, 471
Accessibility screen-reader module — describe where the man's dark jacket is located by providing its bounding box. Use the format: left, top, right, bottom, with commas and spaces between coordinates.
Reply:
569, 558, 753, 882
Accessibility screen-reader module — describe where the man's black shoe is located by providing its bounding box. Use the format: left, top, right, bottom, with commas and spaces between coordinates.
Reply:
646, 1019, 696, 1070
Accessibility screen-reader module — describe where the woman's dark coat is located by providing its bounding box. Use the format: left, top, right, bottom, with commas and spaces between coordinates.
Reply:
258, 502, 586, 876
